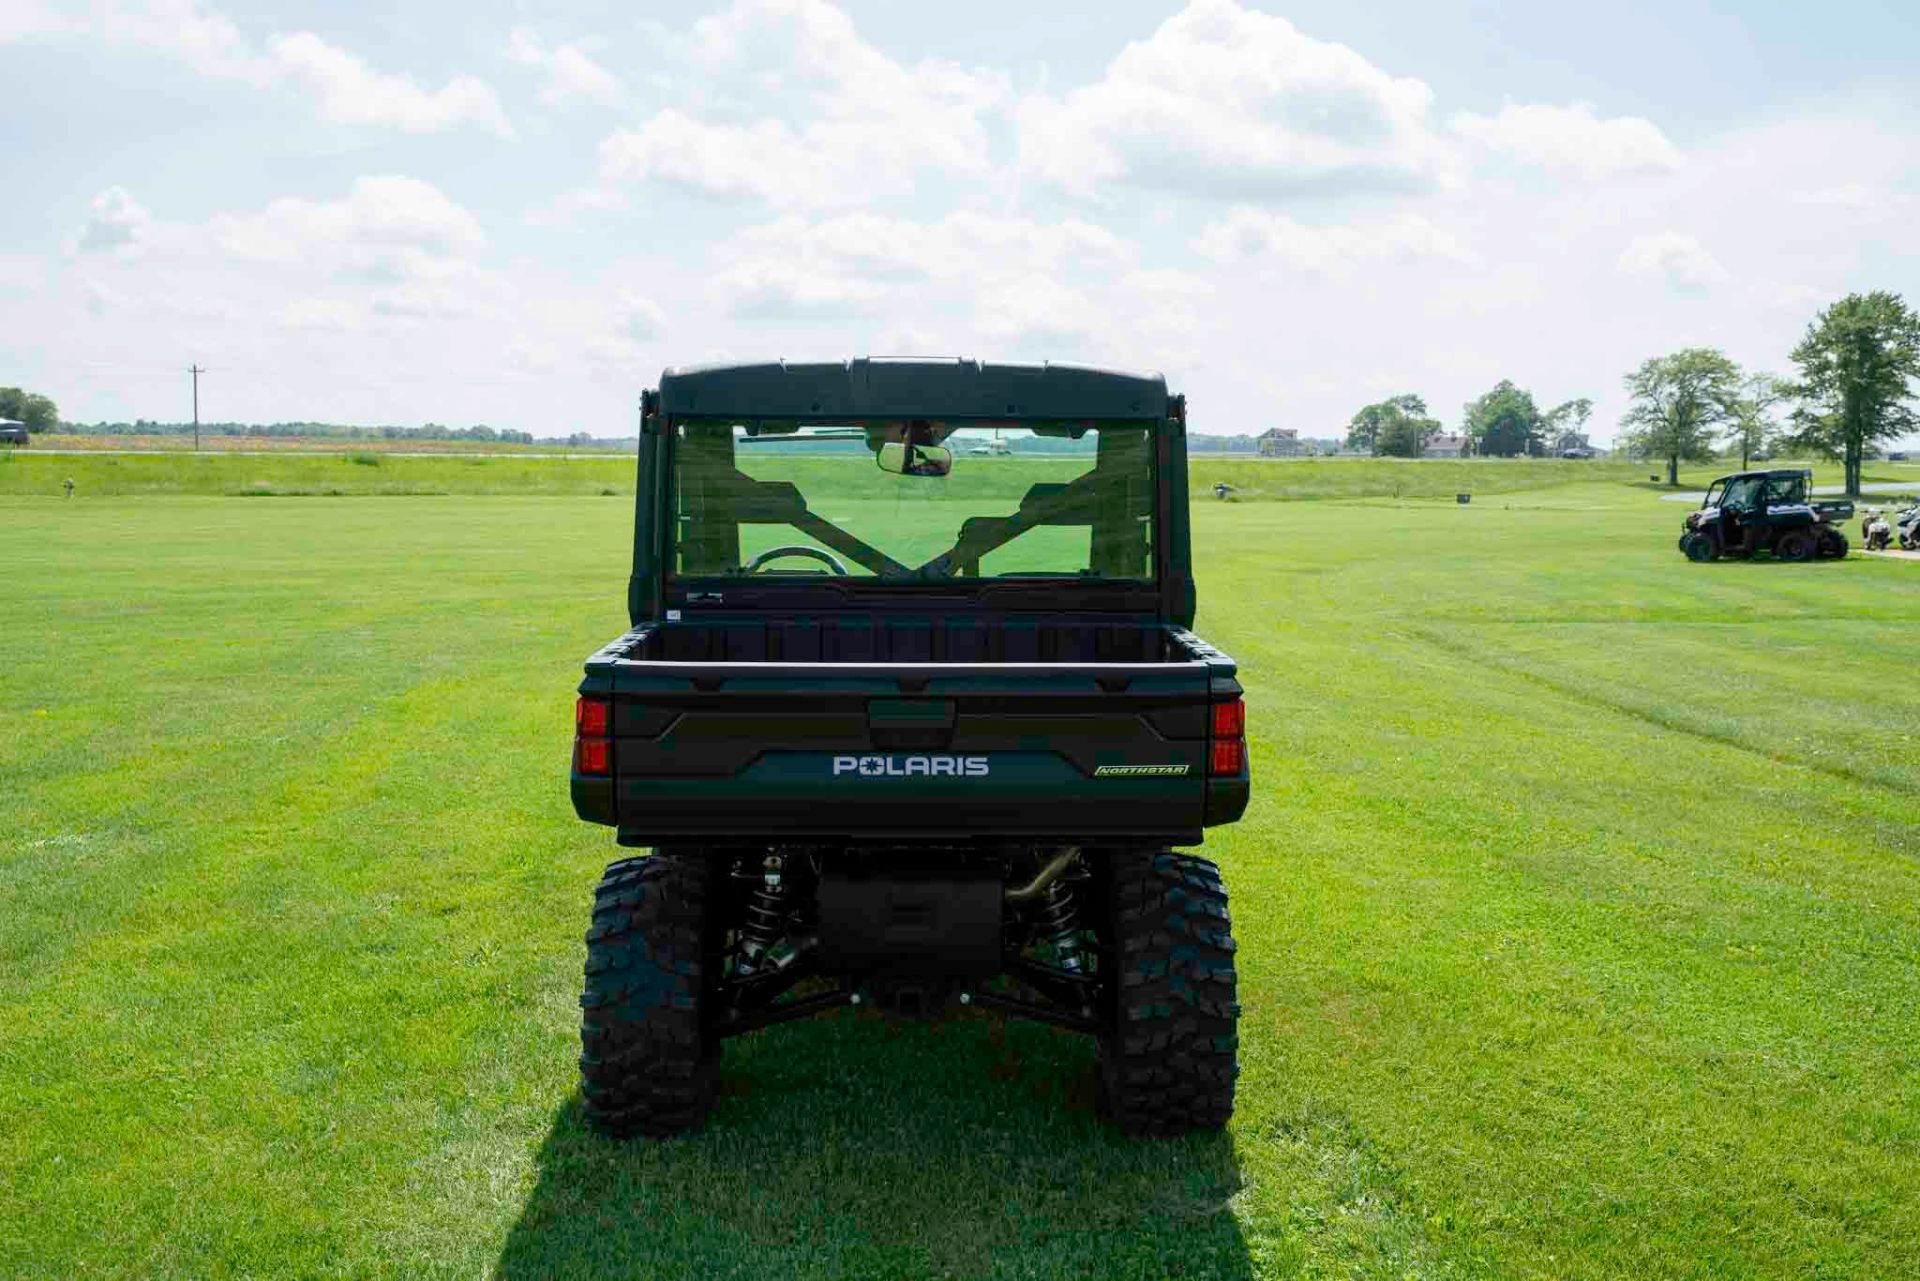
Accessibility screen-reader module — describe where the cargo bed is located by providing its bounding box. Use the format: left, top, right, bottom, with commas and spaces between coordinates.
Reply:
571, 619, 1246, 845
629, 615, 1190, 664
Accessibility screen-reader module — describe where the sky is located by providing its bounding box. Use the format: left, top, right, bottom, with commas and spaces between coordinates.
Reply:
1, 0, 1916, 443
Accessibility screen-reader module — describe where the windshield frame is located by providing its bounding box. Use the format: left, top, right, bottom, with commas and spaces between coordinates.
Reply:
662, 415, 1163, 592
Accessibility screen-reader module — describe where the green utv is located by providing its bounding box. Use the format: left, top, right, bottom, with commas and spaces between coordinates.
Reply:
1679, 468, 1852, 562
569, 359, 1249, 1138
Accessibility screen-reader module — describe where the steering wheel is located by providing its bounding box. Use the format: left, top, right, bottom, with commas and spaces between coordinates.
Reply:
742, 545, 851, 575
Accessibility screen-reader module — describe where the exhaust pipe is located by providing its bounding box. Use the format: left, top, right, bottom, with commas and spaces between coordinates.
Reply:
1005, 847, 1080, 903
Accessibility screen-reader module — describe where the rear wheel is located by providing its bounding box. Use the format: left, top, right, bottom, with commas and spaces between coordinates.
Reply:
1776, 529, 1817, 562
1097, 849, 1239, 1137
1818, 528, 1849, 559
579, 850, 721, 1138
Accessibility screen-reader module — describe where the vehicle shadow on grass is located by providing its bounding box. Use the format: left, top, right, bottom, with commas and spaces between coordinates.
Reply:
495, 1010, 1250, 1280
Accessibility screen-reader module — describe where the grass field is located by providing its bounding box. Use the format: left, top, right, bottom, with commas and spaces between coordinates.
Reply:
14, 434, 628, 454
16, 447, 1878, 502
3, 466, 1918, 1278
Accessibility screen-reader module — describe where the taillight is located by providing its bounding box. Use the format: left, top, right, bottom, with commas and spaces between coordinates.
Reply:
574, 696, 611, 776
576, 696, 609, 737
575, 736, 610, 775
1209, 695, 1246, 777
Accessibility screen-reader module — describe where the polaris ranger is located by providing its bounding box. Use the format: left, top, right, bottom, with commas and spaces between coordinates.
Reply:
1679, 468, 1852, 561
569, 359, 1248, 1138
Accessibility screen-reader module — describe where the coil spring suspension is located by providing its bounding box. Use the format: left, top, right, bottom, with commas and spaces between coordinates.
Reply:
1035, 875, 1086, 975
735, 854, 788, 977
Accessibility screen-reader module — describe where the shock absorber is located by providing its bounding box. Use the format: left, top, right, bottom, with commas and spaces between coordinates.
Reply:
735, 853, 788, 978
1035, 875, 1086, 976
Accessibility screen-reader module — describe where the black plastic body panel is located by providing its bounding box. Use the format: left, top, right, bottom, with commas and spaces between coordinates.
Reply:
658, 359, 1167, 423
816, 868, 1003, 976
569, 622, 1245, 844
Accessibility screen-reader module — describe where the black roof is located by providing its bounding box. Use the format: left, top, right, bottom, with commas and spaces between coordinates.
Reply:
656, 359, 1169, 421
1711, 468, 1813, 483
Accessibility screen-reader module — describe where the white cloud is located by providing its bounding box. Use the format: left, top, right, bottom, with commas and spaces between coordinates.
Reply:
720, 258, 893, 320
75, 176, 501, 324
270, 32, 509, 135
619, 293, 667, 342
0, 2, 75, 41
96, 0, 256, 78
524, 188, 630, 228
1194, 207, 1474, 271
710, 211, 1133, 341
1617, 231, 1730, 294
82, 279, 134, 315
1452, 102, 1681, 177
507, 28, 622, 108
1016, 0, 1450, 199
714, 212, 1129, 319
26, 1, 509, 135
970, 276, 1104, 344
38, 178, 597, 424
276, 297, 361, 331
600, 110, 808, 204
71, 187, 153, 256
212, 176, 487, 268
0, 256, 45, 293
597, 0, 1004, 208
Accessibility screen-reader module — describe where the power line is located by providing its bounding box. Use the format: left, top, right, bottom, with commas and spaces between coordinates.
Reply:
189, 364, 205, 452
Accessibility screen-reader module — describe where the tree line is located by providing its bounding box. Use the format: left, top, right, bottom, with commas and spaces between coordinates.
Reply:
1337, 290, 1919, 495
0, 387, 59, 433
1620, 291, 1920, 495
1345, 387, 1594, 458
58, 419, 540, 445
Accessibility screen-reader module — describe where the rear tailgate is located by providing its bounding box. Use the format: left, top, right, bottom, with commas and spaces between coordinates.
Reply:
572, 626, 1246, 844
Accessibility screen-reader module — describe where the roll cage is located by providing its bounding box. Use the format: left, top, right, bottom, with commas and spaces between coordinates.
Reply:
628, 360, 1198, 627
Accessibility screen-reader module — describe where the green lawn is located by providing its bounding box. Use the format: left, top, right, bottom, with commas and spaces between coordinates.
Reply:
2, 475, 1917, 1278
16, 446, 1873, 502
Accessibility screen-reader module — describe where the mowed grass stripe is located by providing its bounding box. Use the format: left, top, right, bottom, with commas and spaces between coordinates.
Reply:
0, 498, 623, 986
4, 505, 620, 1275
1407, 619, 1920, 801
4, 719, 566, 1277
1197, 500, 1918, 1275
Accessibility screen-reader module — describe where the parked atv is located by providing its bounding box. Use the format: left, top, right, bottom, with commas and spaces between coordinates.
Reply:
1898, 505, 1920, 551
1679, 469, 1852, 562
1863, 510, 1893, 552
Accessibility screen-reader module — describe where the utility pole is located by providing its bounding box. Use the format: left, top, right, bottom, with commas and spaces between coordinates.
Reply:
188, 364, 205, 451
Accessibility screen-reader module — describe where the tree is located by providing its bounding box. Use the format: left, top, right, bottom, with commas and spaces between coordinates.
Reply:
1463, 381, 1544, 457
1784, 291, 1920, 497
1544, 397, 1594, 453
1725, 372, 1787, 470
1619, 348, 1743, 485
0, 387, 59, 433
1347, 394, 1438, 458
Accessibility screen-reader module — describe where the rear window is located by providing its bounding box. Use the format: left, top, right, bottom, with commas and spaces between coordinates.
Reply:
670, 419, 1156, 583
1763, 475, 1807, 505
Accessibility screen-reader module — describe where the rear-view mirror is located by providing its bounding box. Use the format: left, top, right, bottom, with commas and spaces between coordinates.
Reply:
876, 442, 953, 478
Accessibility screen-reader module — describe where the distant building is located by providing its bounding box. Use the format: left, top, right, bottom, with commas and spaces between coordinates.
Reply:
1256, 427, 1305, 457
1424, 434, 1469, 458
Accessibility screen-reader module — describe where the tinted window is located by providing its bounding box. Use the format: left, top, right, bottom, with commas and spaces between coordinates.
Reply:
671, 419, 1155, 582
